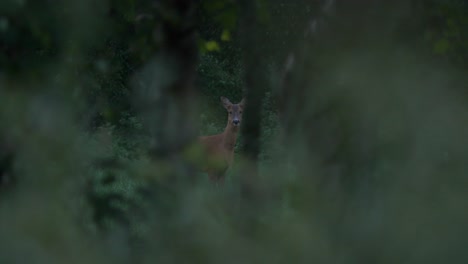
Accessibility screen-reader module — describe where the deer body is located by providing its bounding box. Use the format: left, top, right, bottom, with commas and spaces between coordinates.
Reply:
198, 97, 244, 183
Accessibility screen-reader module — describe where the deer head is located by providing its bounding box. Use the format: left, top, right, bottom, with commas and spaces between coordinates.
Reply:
221, 96, 245, 127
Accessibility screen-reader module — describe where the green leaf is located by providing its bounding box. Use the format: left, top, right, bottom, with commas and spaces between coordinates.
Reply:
204, 40, 220, 52
433, 38, 450, 55
220, 29, 231, 41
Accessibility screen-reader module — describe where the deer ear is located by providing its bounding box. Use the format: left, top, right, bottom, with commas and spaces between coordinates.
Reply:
239, 98, 246, 107
220, 96, 231, 108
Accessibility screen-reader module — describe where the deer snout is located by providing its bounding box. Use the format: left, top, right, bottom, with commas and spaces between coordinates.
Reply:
233, 119, 240, 125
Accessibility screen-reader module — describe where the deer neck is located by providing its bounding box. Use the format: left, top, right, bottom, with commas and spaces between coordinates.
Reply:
222, 122, 239, 151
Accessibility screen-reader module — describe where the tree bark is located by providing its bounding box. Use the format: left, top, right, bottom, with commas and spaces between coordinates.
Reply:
133, 0, 200, 184
238, 0, 268, 200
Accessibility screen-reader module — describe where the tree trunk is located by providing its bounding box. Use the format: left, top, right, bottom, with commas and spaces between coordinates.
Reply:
238, 0, 268, 201
133, 0, 200, 184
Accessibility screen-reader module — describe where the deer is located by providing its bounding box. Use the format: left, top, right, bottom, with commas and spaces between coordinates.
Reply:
197, 96, 245, 184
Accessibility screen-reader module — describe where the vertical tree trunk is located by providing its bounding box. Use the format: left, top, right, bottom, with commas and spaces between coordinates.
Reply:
134, 0, 199, 184
238, 0, 268, 200
129, 1, 200, 260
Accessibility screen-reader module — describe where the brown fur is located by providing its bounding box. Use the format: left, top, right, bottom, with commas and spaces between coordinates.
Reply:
198, 96, 245, 184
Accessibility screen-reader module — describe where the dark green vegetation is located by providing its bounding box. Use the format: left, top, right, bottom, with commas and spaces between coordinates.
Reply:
1, 0, 468, 263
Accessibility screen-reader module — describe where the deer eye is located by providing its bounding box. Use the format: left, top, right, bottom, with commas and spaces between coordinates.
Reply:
229, 111, 232, 114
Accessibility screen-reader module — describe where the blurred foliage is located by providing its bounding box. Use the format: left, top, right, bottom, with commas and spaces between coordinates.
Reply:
1, 0, 468, 264
424, 0, 468, 66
